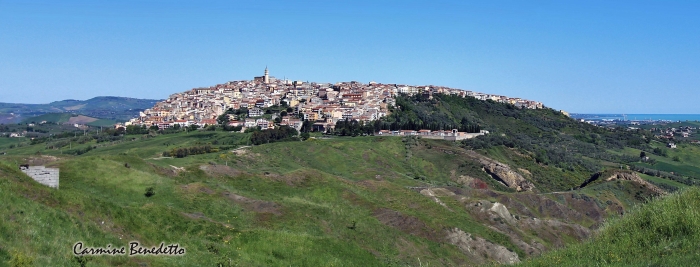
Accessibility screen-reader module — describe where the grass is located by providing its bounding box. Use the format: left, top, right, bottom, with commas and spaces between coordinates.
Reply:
1, 131, 249, 159
86, 119, 117, 127
608, 143, 700, 182
638, 173, 689, 191
1, 134, 523, 266
21, 113, 72, 124
3, 129, 700, 266
519, 187, 700, 266
0, 138, 25, 151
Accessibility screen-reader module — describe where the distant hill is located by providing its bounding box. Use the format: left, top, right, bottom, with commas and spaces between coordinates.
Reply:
0, 96, 161, 123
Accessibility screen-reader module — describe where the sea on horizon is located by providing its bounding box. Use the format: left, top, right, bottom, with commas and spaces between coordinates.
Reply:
570, 114, 700, 122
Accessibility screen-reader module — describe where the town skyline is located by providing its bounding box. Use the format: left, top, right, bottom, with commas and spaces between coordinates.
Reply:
130, 67, 542, 134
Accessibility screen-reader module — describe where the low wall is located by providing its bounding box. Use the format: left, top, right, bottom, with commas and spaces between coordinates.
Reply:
406, 133, 485, 141
20, 166, 59, 189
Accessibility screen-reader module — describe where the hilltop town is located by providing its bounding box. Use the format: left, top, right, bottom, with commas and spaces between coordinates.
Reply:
128, 68, 543, 133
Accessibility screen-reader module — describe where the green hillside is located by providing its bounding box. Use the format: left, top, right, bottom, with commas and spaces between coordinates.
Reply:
520, 187, 700, 266
0, 136, 525, 266
21, 113, 73, 124
86, 119, 117, 127
2, 94, 700, 266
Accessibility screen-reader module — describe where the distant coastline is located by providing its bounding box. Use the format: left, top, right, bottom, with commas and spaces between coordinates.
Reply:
570, 114, 700, 122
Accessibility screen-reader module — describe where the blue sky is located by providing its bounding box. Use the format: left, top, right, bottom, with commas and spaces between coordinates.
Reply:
1, 0, 699, 113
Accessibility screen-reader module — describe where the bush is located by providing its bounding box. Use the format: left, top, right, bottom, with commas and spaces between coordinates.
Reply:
144, 187, 155, 197
163, 145, 215, 158
250, 126, 299, 145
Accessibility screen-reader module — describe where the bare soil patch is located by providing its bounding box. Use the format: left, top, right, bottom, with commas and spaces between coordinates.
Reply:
356, 180, 382, 191
446, 227, 520, 265
342, 190, 375, 210
66, 115, 98, 125
23, 155, 60, 166
199, 164, 241, 177
222, 191, 282, 215
182, 212, 208, 220
260, 169, 320, 187
373, 208, 439, 242
180, 183, 215, 195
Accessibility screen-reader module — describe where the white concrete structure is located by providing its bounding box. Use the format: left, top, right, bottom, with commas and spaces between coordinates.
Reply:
20, 166, 59, 189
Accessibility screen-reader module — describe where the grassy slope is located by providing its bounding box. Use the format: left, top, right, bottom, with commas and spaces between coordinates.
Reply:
0, 154, 389, 266
4, 130, 700, 266
21, 113, 72, 124
86, 119, 117, 127
610, 142, 700, 183
1, 135, 531, 266
519, 187, 700, 266
2, 131, 247, 159
639, 173, 689, 191
0, 138, 24, 150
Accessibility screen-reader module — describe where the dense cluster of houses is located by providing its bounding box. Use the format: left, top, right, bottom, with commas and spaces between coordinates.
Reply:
654, 126, 694, 139
127, 68, 544, 132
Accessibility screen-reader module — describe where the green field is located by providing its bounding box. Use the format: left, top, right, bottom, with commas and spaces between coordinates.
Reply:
0, 137, 25, 149
640, 173, 689, 190
21, 113, 72, 124
86, 119, 117, 127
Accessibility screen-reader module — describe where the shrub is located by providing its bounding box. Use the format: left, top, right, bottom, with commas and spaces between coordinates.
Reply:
144, 187, 155, 197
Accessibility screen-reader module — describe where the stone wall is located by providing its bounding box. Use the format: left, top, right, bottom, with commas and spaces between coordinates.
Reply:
19, 166, 59, 189
421, 132, 485, 141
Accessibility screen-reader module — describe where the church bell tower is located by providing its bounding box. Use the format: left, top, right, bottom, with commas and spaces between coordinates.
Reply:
264, 66, 269, 84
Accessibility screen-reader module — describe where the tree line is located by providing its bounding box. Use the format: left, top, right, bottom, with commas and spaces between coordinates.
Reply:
163, 145, 216, 158
250, 125, 299, 145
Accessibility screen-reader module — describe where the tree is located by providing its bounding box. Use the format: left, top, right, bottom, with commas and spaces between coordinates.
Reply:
217, 114, 230, 125
640, 151, 646, 158
126, 125, 148, 135
115, 127, 126, 135
301, 132, 310, 140
300, 120, 314, 133
144, 187, 155, 197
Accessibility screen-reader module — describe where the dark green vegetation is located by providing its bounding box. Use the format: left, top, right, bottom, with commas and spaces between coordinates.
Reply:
249, 126, 299, 145
381, 94, 482, 133
2, 94, 700, 266
0, 96, 160, 123
388, 94, 696, 192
